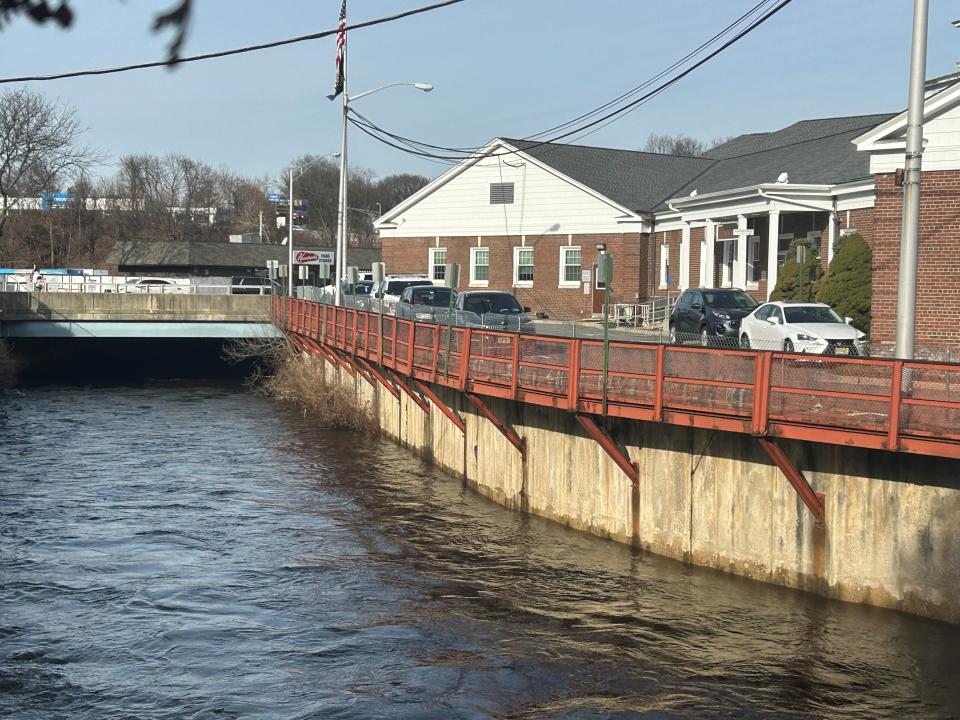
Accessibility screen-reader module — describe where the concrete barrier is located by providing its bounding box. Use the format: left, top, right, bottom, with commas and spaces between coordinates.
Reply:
321, 353, 960, 623
0, 292, 272, 323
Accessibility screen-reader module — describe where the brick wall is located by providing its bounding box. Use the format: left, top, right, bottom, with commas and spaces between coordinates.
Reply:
872, 171, 960, 349
381, 232, 650, 320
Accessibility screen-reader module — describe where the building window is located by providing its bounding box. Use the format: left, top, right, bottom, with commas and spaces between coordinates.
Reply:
513, 246, 533, 286
429, 247, 446, 282
490, 182, 515, 205
559, 247, 581, 287
747, 235, 761, 286
659, 244, 670, 288
470, 247, 489, 286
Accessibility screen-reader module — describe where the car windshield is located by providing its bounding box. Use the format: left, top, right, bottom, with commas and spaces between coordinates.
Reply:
409, 287, 453, 307
386, 280, 432, 295
345, 281, 374, 296
702, 291, 758, 309
463, 294, 524, 315
784, 306, 842, 324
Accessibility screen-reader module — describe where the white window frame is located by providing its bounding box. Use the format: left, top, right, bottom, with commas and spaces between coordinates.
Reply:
559, 246, 581, 288
513, 246, 534, 288
746, 235, 761, 289
428, 247, 447, 283
659, 243, 670, 289
469, 246, 489, 287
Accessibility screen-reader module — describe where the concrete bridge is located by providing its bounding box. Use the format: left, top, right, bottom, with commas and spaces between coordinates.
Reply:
0, 292, 282, 339
275, 296, 960, 624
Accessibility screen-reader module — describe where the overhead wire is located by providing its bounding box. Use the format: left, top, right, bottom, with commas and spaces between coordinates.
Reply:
0, 0, 466, 84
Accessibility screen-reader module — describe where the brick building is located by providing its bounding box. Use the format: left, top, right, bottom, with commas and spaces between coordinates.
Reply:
377, 73, 960, 351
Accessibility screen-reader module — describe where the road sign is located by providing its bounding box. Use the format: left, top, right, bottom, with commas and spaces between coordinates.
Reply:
733, 228, 754, 236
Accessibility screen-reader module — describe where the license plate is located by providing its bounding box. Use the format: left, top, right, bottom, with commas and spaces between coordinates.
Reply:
834, 347, 849, 355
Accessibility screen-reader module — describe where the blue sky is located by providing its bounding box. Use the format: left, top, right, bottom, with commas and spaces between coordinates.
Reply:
0, 0, 958, 187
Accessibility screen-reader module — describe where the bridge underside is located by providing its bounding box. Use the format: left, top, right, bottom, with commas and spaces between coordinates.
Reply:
2, 321, 282, 339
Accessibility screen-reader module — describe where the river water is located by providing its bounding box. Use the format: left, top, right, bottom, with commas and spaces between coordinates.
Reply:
2, 382, 959, 719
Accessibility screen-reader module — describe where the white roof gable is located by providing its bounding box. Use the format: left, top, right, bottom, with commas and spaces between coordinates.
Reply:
375, 139, 647, 237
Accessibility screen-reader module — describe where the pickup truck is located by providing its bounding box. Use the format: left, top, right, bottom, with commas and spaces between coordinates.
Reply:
395, 285, 456, 322
452, 291, 535, 333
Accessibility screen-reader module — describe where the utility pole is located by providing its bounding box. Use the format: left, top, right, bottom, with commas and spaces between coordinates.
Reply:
334, 32, 349, 307
288, 169, 295, 297
895, 0, 929, 360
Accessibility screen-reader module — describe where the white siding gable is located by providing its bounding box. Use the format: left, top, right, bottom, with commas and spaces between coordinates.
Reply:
378, 147, 644, 238
869, 102, 960, 174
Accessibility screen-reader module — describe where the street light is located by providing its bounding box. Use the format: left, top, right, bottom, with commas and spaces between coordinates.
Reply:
288, 152, 338, 297
334, 81, 433, 305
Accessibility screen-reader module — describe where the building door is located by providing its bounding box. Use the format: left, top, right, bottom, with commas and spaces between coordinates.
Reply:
721, 240, 735, 288
591, 263, 604, 315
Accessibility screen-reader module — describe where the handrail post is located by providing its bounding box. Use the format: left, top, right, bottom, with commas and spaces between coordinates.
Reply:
568, 338, 581, 411
888, 360, 904, 451
407, 321, 415, 374
654, 344, 665, 421
511, 333, 520, 399
459, 328, 471, 390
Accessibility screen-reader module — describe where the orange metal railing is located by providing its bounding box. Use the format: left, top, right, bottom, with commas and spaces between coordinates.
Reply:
274, 297, 960, 461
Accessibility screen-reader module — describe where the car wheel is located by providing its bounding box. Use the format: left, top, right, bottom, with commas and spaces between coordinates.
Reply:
740, 334, 750, 349
783, 339, 794, 353
700, 326, 710, 347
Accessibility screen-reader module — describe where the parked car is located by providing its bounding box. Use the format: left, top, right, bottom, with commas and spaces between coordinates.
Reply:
740, 301, 868, 355
670, 287, 759, 345
122, 277, 190, 294
395, 285, 456, 322
375, 275, 434, 315
231, 276, 281, 295
319, 279, 375, 306
453, 291, 535, 333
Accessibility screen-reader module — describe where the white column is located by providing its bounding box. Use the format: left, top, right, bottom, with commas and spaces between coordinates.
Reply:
679, 222, 691, 291
698, 227, 707, 287
734, 215, 748, 289
703, 220, 716, 287
826, 211, 837, 263
766, 208, 780, 300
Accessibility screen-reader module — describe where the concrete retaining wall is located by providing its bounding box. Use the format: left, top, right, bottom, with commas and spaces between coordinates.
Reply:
325, 356, 960, 623
0, 292, 272, 322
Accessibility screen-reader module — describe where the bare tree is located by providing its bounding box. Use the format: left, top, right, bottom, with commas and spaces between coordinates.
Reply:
0, 88, 97, 258
642, 133, 709, 157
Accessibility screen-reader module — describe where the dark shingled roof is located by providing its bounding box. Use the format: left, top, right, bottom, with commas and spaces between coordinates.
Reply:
673, 114, 897, 200
500, 138, 715, 213
499, 113, 894, 212
107, 240, 380, 269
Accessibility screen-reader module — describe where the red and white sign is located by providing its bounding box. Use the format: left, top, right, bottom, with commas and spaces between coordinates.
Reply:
294, 250, 334, 265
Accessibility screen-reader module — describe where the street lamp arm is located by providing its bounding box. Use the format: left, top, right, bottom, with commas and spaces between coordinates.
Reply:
348, 82, 433, 103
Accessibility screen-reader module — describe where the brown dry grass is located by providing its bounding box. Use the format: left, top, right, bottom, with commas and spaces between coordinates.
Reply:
224, 337, 372, 432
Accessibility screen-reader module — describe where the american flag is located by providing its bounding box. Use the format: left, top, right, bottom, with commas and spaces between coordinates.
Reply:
329, 0, 347, 100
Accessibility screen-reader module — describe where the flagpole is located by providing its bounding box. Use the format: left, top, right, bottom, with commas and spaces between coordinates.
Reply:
335, 17, 348, 306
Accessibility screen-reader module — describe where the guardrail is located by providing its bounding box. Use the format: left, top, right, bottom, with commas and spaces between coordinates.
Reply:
274, 297, 960, 461
0, 280, 275, 295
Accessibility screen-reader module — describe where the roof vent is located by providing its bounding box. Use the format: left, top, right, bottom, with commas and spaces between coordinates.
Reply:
776, 172, 789, 184
689, 189, 698, 197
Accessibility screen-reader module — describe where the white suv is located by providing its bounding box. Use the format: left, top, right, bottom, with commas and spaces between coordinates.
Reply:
375, 274, 434, 315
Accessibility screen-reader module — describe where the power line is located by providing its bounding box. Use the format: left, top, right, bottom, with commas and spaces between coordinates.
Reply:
351, 0, 796, 163
0, 0, 465, 84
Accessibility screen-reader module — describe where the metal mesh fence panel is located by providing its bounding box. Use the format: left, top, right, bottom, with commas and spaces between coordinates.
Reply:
663, 381, 753, 415
769, 391, 889, 432
579, 373, 656, 404
471, 332, 514, 360
900, 402, 960, 440
901, 365, 960, 403
414, 325, 437, 348
665, 348, 755, 385
468, 358, 513, 385
580, 343, 657, 374
518, 366, 568, 394
520, 337, 568, 367
770, 357, 891, 396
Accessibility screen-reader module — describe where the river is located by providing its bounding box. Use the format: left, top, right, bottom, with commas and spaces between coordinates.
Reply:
2, 382, 959, 719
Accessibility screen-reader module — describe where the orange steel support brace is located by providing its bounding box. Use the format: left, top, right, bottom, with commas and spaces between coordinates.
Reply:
888, 360, 903, 451
338, 350, 374, 385
387, 369, 431, 414
357, 358, 400, 400
465, 392, 525, 456
413, 378, 466, 434
575, 413, 639, 485
757, 437, 825, 527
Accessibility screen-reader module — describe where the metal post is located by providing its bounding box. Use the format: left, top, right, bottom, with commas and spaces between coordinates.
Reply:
335, 36, 349, 307
288, 169, 294, 297
895, 0, 929, 360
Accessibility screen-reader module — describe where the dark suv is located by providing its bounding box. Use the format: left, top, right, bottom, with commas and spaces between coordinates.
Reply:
670, 288, 759, 346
